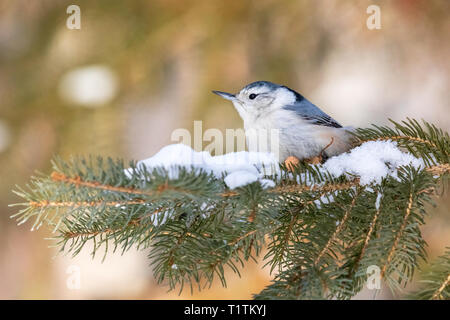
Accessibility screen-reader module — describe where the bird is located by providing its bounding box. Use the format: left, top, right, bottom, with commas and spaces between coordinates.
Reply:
212, 81, 355, 164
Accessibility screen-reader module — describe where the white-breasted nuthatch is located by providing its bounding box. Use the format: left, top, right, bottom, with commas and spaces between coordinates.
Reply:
213, 81, 355, 162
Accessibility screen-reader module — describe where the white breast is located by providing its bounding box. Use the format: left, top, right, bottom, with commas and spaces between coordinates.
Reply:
243, 109, 326, 161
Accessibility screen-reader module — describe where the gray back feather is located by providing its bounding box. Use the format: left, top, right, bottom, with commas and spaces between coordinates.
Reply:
283, 99, 342, 128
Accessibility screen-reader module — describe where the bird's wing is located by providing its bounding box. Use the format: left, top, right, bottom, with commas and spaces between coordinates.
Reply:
282, 100, 342, 128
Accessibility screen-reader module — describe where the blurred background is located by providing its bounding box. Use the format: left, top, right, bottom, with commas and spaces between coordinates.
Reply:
0, 0, 449, 299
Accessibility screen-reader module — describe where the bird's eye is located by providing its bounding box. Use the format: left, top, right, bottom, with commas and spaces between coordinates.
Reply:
249, 93, 257, 100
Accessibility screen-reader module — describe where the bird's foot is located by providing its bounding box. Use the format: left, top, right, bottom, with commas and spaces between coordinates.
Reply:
284, 155, 321, 171
284, 137, 336, 170
285, 137, 335, 169
284, 156, 300, 171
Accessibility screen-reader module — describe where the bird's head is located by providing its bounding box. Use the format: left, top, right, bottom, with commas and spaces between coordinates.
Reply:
213, 81, 304, 120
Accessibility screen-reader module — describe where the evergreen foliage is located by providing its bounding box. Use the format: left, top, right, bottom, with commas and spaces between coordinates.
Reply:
409, 248, 450, 300
10, 119, 450, 299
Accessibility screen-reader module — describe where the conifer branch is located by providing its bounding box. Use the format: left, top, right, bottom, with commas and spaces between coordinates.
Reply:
409, 247, 450, 300
354, 201, 382, 270
314, 189, 359, 266
431, 274, 450, 300
229, 230, 259, 246
9, 118, 450, 299
50, 171, 158, 196
361, 136, 437, 148
380, 193, 414, 279
30, 199, 147, 208
271, 179, 360, 194
426, 163, 450, 176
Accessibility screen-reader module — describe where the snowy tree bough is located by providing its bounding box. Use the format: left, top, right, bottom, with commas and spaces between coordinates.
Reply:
10, 119, 450, 299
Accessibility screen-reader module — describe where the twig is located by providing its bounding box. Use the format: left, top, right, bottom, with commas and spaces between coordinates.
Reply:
426, 164, 450, 176
314, 190, 359, 265
62, 209, 162, 238
51, 172, 159, 196
431, 274, 450, 300
272, 179, 360, 194
354, 204, 382, 270
361, 136, 437, 148
30, 199, 146, 208
380, 193, 414, 278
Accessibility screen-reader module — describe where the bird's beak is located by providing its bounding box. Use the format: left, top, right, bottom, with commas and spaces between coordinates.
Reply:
212, 90, 236, 101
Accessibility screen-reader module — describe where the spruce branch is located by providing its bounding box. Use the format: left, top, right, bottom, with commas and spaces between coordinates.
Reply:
409, 248, 450, 300
355, 118, 449, 166
9, 118, 450, 299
